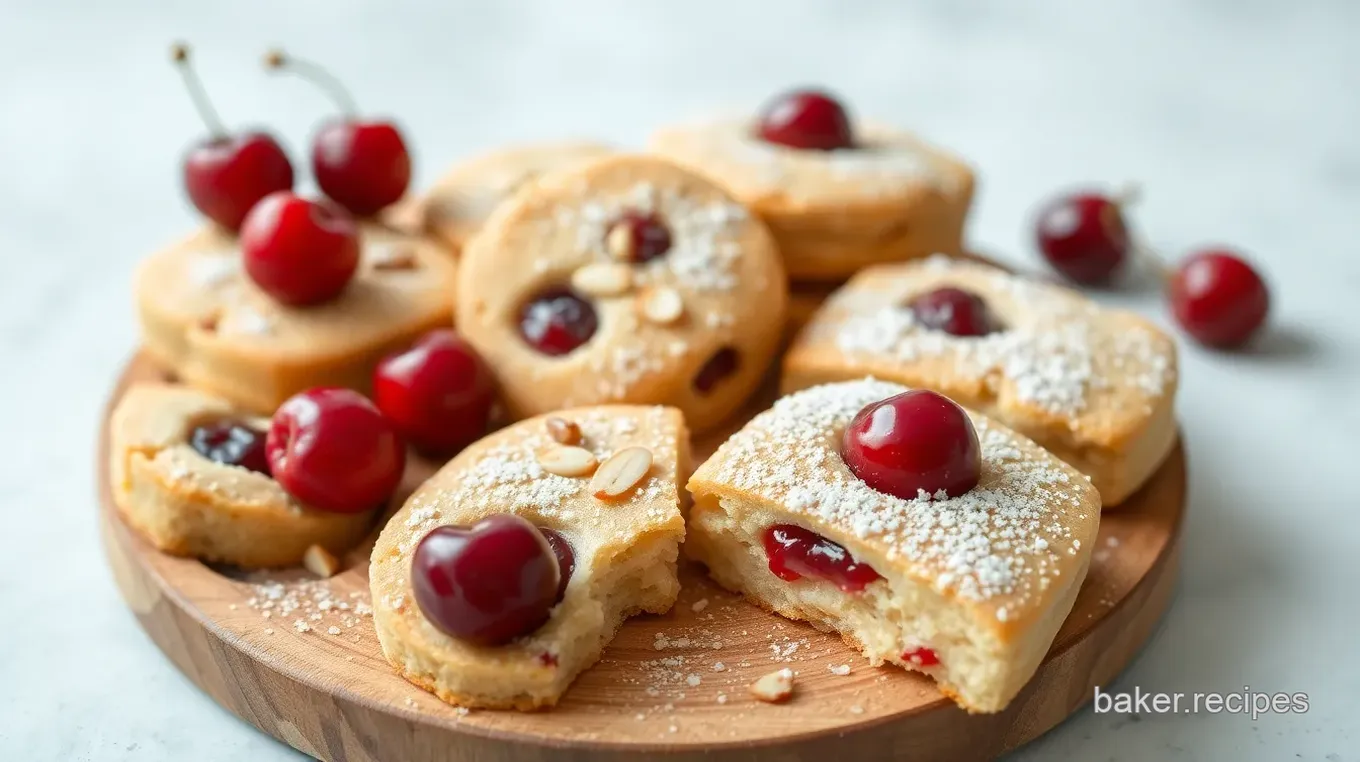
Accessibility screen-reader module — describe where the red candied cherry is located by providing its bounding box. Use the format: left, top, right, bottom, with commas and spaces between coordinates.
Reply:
266, 388, 406, 514
538, 528, 576, 604
1169, 249, 1270, 349
240, 191, 360, 306
189, 420, 270, 475
170, 44, 294, 232
693, 347, 739, 395
374, 330, 495, 456
518, 288, 599, 356
908, 287, 1000, 337
411, 515, 561, 646
1034, 191, 1131, 285
265, 50, 411, 217
756, 88, 854, 150
606, 212, 673, 263
842, 390, 981, 500
903, 647, 940, 667
763, 524, 882, 593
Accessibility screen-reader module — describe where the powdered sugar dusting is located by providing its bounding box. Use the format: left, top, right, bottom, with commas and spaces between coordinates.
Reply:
704, 380, 1097, 606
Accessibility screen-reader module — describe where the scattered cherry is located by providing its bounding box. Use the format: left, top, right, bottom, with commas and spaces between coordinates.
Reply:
518, 289, 598, 356
538, 528, 576, 604
607, 212, 672, 263
902, 647, 940, 667
189, 420, 270, 475
266, 387, 405, 514
411, 515, 561, 646
171, 44, 294, 231
1034, 191, 1131, 285
374, 330, 495, 455
693, 347, 740, 394
763, 524, 882, 593
908, 287, 1000, 337
1169, 249, 1270, 348
842, 390, 981, 500
240, 191, 360, 306
756, 88, 854, 150
265, 50, 411, 217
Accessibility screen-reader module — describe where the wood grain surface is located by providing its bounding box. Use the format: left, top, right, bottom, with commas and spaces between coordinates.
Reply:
101, 351, 1185, 762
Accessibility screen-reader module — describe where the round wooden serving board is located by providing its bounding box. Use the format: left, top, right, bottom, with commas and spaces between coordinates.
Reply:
101, 351, 1185, 762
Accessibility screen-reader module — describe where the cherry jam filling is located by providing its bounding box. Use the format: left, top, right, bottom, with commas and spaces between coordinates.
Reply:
693, 347, 739, 394
518, 288, 598, 356
907, 287, 1000, 337
762, 524, 882, 593
538, 527, 575, 604
902, 647, 940, 667
607, 212, 672, 263
189, 420, 271, 475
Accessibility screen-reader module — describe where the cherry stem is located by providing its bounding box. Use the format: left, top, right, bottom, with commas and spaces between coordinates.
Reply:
170, 43, 226, 137
264, 49, 358, 117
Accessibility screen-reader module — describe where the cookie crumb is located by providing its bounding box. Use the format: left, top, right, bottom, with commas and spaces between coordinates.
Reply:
691, 598, 709, 613
750, 668, 795, 703
828, 664, 851, 676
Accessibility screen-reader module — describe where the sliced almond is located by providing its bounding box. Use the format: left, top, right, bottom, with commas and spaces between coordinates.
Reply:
750, 668, 795, 703
303, 544, 341, 578
571, 262, 633, 297
537, 445, 598, 478
545, 416, 582, 446
372, 245, 418, 271
605, 224, 637, 262
637, 286, 684, 325
590, 446, 653, 501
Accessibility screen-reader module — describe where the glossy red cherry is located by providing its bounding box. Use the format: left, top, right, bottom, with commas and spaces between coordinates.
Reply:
607, 212, 672, 263
902, 647, 940, 667
171, 44, 294, 231
756, 88, 854, 150
189, 420, 270, 475
265, 50, 411, 216
266, 387, 406, 514
374, 330, 495, 455
763, 524, 882, 593
1169, 249, 1270, 348
908, 287, 1000, 337
842, 390, 981, 500
518, 289, 598, 356
411, 515, 561, 646
538, 528, 575, 604
693, 347, 740, 394
1034, 191, 1130, 285
240, 191, 360, 306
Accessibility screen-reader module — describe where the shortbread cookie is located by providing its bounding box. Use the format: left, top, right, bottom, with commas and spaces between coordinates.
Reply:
455, 154, 787, 434
371, 405, 689, 710
686, 379, 1101, 713
782, 257, 1178, 506
649, 110, 973, 282
419, 141, 614, 252
135, 224, 456, 414
108, 384, 374, 568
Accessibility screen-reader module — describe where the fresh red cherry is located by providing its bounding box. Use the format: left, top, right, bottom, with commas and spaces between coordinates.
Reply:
411, 515, 561, 646
265, 50, 411, 216
538, 528, 575, 604
189, 420, 270, 475
171, 44, 294, 231
240, 191, 360, 306
763, 524, 882, 593
518, 289, 598, 356
266, 387, 406, 514
1034, 191, 1131, 285
1169, 249, 1270, 348
842, 390, 982, 500
693, 347, 740, 394
607, 212, 672, 263
908, 287, 1000, 337
374, 330, 495, 455
756, 88, 854, 150
902, 647, 940, 667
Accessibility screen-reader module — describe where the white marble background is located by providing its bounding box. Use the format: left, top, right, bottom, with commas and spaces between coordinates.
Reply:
2, 0, 1357, 759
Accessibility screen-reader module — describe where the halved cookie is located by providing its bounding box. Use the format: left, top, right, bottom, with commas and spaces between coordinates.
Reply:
135, 223, 456, 414
782, 257, 1178, 506
108, 384, 374, 568
370, 405, 689, 710
686, 379, 1100, 713
455, 153, 787, 434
